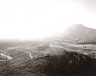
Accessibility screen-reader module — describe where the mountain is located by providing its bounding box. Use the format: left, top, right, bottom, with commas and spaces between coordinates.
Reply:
51, 24, 96, 44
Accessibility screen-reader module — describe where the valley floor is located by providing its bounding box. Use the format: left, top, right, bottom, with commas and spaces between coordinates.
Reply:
0, 41, 96, 76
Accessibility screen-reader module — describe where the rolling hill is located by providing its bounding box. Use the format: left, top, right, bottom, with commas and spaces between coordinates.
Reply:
0, 48, 96, 76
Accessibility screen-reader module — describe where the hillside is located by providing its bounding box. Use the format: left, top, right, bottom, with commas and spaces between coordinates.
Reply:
0, 40, 95, 76
50, 24, 96, 44
1, 49, 96, 76
26, 50, 96, 76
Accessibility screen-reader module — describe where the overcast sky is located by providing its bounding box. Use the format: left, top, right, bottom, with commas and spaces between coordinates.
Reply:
0, 0, 96, 39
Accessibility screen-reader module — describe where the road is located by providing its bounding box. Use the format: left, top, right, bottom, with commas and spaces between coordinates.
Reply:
0, 53, 13, 61
28, 52, 33, 59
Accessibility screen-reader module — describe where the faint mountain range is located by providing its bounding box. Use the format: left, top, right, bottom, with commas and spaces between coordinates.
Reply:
49, 24, 96, 44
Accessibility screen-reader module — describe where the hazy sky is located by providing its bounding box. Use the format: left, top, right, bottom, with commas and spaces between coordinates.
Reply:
0, 0, 96, 39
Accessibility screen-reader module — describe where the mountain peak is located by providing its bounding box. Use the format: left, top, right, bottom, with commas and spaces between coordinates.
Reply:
68, 24, 85, 30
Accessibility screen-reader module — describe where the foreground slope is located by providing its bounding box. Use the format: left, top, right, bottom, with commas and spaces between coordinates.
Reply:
24, 50, 96, 76
1, 48, 96, 76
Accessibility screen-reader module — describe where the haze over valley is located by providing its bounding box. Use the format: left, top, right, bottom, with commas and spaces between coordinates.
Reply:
0, 0, 96, 76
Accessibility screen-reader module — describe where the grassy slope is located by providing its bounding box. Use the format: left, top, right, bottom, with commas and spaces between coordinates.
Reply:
0, 40, 96, 76
25, 50, 96, 76
1, 49, 95, 76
